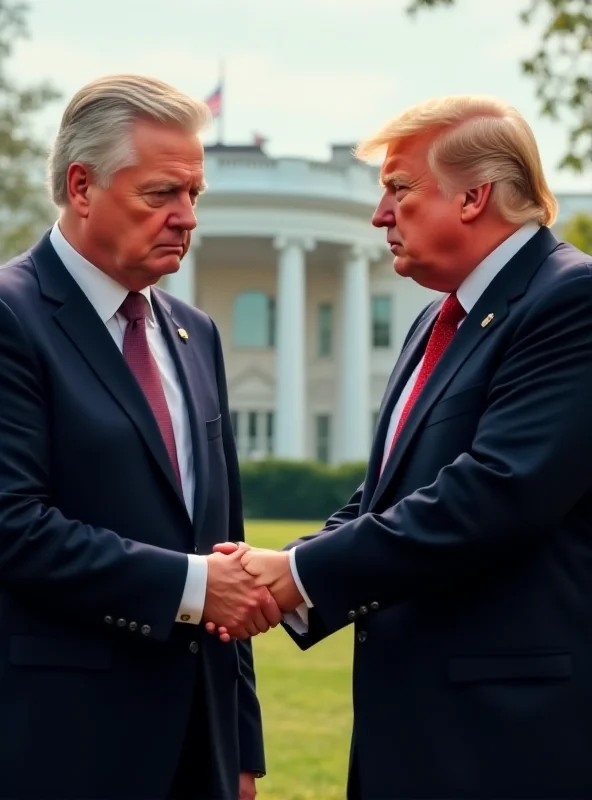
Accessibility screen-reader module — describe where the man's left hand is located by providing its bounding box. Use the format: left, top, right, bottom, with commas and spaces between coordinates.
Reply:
241, 548, 303, 612
239, 771, 258, 799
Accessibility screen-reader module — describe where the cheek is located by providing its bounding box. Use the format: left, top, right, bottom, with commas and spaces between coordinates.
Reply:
131, 210, 171, 242
396, 198, 422, 234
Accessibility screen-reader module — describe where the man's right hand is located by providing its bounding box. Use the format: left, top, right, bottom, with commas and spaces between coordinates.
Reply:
203, 549, 282, 640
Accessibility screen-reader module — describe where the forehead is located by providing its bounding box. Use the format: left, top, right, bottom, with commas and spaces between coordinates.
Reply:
379, 134, 432, 184
131, 119, 204, 181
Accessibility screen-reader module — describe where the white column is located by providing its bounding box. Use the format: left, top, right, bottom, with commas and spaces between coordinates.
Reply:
339, 244, 375, 462
274, 236, 314, 460
166, 235, 200, 305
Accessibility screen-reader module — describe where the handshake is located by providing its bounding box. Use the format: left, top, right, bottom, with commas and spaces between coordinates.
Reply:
202, 542, 304, 641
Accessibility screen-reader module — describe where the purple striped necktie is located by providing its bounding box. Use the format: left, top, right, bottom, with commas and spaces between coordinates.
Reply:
119, 292, 181, 486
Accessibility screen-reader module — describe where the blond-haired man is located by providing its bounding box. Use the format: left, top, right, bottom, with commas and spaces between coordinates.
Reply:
0, 75, 280, 799
224, 96, 592, 799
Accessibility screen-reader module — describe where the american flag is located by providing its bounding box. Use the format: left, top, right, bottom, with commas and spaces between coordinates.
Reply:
204, 85, 222, 118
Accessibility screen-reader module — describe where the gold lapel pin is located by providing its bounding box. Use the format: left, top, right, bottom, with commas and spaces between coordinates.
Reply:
177, 327, 189, 343
481, 313, 495, 328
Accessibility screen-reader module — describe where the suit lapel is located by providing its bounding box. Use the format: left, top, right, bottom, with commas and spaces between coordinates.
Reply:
370, 226, 560, 509
152, 291, 209, 538
32, 235, 187, 510
361, 304, 438, 509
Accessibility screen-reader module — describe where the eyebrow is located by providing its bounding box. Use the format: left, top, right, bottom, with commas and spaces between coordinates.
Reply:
143, 179, 208, 194
379, 171, 410, 188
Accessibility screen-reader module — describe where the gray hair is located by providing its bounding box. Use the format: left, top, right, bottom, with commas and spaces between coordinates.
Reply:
47, 74, 211, 207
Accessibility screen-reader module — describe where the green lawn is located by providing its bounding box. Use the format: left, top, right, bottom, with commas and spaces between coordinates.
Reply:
246, 520, 353, 800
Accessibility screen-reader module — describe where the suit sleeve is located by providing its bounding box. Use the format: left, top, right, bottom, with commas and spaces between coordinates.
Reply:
211, 320, 265, 776
294, 273, 592, 633
288, 299, 434, 553
0, 298, 188, 641
283, 303, 437, 646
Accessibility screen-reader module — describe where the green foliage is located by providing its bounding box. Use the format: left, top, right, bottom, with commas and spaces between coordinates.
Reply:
239, 459, 367, 521
406, 0, 592, 172
562, 211, 592, 253
0, 0, 60, 258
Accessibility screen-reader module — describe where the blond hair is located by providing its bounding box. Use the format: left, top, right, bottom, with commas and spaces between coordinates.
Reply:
356, 95, 558, 226
48, 74, 211, 207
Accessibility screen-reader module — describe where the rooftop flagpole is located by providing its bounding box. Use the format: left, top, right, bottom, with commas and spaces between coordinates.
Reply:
217, 60, 225, 144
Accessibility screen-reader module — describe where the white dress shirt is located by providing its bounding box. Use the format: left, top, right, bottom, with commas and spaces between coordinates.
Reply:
50, 223, 207, 624
287, 222, 540, 632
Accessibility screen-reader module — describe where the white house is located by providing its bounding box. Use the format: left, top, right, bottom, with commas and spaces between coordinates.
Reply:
164, 142, 592, 464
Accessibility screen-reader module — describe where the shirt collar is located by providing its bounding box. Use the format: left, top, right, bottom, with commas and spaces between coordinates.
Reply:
456, 222, 540, 314
49, 222, 154, 323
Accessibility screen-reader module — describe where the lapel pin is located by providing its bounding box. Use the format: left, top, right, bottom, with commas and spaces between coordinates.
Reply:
177, 327, 189, 343
481, 313, 494, 328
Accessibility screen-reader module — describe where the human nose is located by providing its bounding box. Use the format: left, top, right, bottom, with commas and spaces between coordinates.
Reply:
170, 195, 197, 231
371, 194, 395, 228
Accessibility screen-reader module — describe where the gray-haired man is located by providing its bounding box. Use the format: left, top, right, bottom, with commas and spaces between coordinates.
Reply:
0, 74, 277, 799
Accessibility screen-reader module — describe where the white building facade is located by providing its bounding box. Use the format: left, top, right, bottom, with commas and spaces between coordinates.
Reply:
164, 142, 592, 464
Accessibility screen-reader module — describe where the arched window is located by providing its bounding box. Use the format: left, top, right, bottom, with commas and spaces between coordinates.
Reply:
233, 291, 275, 348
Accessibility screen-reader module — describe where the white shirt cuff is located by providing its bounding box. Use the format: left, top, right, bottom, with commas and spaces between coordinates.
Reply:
176, 554, 208, 625
283, 606, 309, 634
289, 546, 314, 608
283, 547, 313, 634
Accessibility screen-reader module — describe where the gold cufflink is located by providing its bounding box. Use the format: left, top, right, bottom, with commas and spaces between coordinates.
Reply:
481, 313, 494, 328
177, 328, 189, 342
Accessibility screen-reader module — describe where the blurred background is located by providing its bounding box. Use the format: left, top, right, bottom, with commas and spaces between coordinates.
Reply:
1, 1, 591, 796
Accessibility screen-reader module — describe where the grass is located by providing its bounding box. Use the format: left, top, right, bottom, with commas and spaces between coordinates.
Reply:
246, 520, 353, 800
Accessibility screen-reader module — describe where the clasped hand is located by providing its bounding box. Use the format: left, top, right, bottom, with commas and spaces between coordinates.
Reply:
203, 543, 303, 641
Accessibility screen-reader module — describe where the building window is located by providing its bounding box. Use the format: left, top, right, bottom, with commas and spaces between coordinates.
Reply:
231, 410, 274, 460
233, 291, 275, 349
247, 411, 258, 456
315, 414, 332, 463
317, 303, 333, 357
371, 295, 392, 348
265, 412, 274, 455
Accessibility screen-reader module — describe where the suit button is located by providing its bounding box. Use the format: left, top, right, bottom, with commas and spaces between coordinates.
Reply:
357, 631, 368, 643
347, 610, 357, 621
370, 601, 380, 611
129, 622, 138, 632
359, 605, 368, 615
194, 546, 199, 554
141, 624, 151, 636
189, 641, 199, 654
116, 618, 126, 628
104, 615, 113, 625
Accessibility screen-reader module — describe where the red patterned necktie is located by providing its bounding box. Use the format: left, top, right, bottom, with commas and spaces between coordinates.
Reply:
383, 292, 466, 467
119, 292, 181, 485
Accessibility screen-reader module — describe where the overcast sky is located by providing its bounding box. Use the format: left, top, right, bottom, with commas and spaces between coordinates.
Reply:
13, 0, 591, 192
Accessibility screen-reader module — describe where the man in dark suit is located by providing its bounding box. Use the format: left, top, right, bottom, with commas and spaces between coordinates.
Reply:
219, 96, 592, 798
0, 74, 279, 799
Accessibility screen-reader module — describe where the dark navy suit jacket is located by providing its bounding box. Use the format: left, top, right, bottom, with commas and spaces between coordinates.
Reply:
290, 228, 592, 799
0, 233, 264, 799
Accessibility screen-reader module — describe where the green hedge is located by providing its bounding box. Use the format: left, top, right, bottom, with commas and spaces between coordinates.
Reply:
239, 459, 367, 520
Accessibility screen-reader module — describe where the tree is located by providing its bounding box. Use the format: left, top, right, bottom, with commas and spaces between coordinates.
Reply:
0, 0, 60, 258
406, 0, 592, 173
562, 212, 592, 253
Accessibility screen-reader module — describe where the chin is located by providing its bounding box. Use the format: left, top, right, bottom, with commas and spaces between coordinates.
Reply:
394, 259, 447, 292
153, 255, 182, 275
393, 256, 413, 277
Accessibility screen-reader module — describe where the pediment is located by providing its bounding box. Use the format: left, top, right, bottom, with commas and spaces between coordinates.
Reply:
228, 366, 275, 402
